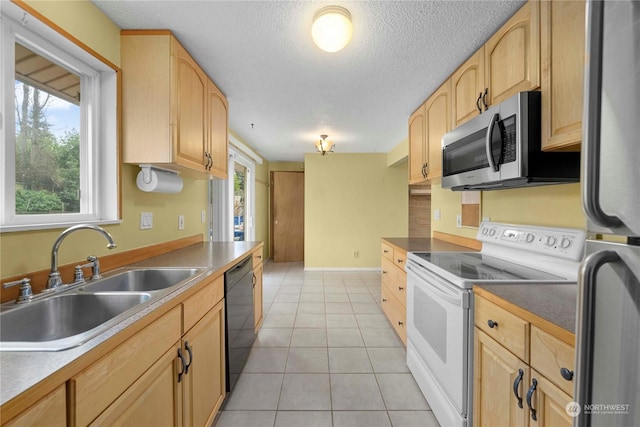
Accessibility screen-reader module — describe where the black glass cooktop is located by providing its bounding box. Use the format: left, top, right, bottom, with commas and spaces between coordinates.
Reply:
411, 252, 566, 282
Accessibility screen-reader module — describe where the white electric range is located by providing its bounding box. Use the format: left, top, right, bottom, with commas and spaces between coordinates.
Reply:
405, 222, 585, 427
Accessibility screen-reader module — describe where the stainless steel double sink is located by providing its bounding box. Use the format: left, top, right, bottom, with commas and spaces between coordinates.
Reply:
0, 267, 205, 351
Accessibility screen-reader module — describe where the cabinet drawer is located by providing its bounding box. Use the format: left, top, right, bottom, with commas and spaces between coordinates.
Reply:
394, 249, 407, 269
183, 275, 224, 333
381, 242, 394, 262
475, 296, 529, 362
530, 325, 575, 396
252, 247, 263, 266
381, 258, 406, 307
71, 306, 182, 426
381, 283, 407, 345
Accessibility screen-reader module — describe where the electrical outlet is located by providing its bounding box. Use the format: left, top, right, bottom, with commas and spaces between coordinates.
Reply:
201, 210, 207, 224
434, 209, 441, 220
482, 216, 491, 222
353, 250, 359, 258
178, 215, 185, 230
140, 212, 153, 230
456, 214, 462, 228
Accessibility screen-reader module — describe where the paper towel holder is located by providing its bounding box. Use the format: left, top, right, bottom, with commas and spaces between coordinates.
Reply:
136, 164, 183, 193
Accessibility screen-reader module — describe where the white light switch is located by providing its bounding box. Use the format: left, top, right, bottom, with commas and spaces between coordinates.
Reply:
140, 212, 153, 230
456, 214, 462, 228
178, 215, 185, 230
434, 209, 441, 220
201, 210, 207, 224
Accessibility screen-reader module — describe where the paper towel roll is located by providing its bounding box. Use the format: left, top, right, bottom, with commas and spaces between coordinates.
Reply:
136, 168, 183, 193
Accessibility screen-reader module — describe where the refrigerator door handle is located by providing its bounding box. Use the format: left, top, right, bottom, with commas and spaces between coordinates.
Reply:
582, 0, 621, 229
575, 249, 622, 427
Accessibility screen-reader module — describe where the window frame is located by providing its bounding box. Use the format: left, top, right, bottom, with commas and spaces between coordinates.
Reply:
0, 3, 120, 232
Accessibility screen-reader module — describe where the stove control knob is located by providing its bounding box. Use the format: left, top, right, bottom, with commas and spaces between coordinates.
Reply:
488, 228, 496, 236
560, 237, 572, 249
526, 233, 535, 243
482, 228, 489, 236
546, 236, 557, 247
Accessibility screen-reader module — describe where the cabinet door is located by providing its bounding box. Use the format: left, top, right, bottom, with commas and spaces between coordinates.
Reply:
474, 328, 529, 427
424, 79, 451, 180
540, 0, 585, 151
452, 47, 485, 127
528, 371, 573, 427
4, 385, 66, 427
253, 263, 264, 330
408, 103, 427, 184
174, 39, 207, 172
381, 283, 407, 345
207, 80, 229, 179
183, 301, 225, 427
485, 1, 540, 106
89, 346, 182, 427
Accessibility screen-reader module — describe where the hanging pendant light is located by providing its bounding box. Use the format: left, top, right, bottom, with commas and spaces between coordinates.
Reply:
311, 6, 353, 53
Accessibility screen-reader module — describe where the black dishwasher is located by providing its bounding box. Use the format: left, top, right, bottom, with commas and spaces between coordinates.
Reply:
223, 256, 255, 391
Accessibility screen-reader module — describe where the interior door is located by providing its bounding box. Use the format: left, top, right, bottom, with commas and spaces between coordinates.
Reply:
271, 171, 304, 262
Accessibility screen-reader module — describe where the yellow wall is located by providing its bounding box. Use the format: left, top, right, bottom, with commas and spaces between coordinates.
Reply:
304, 153, 408, 268
431, 182, 586, 239
1, 1, 209, 279
387, 138, 408, 167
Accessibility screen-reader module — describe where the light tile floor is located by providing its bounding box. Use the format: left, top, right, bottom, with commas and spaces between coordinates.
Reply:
214, 261, 441, 427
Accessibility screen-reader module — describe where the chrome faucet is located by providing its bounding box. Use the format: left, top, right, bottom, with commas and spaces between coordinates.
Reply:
47, 225, 117, 290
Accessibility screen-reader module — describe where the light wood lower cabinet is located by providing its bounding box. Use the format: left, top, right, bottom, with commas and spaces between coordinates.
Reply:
473, 293, 575, 427
69, 275, 226, 427
4, 385, 66, 427
252, 245, 264, 331
380, 240, 407, 345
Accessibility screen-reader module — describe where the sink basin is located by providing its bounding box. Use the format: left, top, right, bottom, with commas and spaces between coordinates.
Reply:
79, 268, 202, 293
0, 293, 150, 351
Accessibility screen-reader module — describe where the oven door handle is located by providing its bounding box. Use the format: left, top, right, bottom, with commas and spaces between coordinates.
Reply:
406, 264, 464, 307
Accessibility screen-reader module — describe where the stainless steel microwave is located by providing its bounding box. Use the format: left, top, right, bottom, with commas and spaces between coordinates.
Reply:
441, 91, 580, 191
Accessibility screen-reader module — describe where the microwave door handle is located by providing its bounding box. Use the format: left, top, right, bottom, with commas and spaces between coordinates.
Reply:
582, 0, 621, 229
485, 113, 499, 172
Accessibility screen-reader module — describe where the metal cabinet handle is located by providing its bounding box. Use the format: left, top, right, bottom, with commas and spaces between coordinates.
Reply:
526, 378, 538, 421
398, 286, 404, 291
252, 273, 257, 288
513, 368, 524, 408
382, 298, 388, 302
177, 348, 186, 383
560, 367, 574, 381
482, 88, 489, 111
476, 92, 483, 113
582, 0, 621, 229
397, 259, 404, 264
487, 319, 498, 329
184, 341, 193, 375
424, 162, 428, 178
398, 321, 404, 326
382, 270, 388, 275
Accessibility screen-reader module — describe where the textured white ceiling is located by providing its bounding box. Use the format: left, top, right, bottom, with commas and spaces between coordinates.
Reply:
93, 0, 525, 162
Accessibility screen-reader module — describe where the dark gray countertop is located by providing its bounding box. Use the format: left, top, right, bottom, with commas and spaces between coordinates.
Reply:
475, 283, 577, 333
0, 241, 261, 407
382, 237, 475, 253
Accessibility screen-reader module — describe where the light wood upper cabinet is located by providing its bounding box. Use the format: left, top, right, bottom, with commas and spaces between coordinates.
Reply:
540, 0, 585, 151
452, 47, 485, 127
408, 102, 427, 184
484, 1, 540, 106
424, 79, 451, 180
408, 79, 450, 184
174, 40, 207, 173
121, 31, 228, 179
474, 328, 529, 427
207, 80, 229, 179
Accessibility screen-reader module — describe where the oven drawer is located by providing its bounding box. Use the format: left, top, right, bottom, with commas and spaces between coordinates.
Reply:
530, 325, 575, 396
381, 283, 407, 345
475, 296, 529, 362
381, 258, 406, 307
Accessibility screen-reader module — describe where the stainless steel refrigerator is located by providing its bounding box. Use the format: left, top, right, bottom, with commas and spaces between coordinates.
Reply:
575, 1, 640, 426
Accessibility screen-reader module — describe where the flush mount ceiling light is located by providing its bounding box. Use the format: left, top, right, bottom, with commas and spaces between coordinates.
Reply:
315, 135, 335, 155
311, 6, 353, 53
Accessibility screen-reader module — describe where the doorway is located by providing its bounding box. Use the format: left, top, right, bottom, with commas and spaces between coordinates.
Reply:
271, 171, 304, 262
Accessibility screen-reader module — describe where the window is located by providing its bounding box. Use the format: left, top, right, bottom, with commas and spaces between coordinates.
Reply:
1, 3, 119, 231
